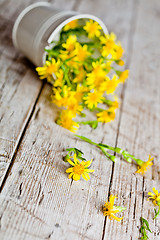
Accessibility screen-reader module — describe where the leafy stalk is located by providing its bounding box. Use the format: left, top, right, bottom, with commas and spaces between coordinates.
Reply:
140, 217, 152, 240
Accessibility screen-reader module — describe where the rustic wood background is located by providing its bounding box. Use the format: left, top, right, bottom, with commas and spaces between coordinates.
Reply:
0, 0, 160, 239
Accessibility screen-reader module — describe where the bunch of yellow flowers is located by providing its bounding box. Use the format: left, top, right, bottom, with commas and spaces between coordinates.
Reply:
36, 19, 129, 132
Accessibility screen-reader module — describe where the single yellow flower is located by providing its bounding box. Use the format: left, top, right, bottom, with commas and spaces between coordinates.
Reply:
106, 74, 119, 94
63, 19, 78, 31
103, 195, 125, 222
83, 91, 103, 109
97, 108, 115, 123
66, 97, 83, 117
83, 19, 102, 38
111, 44, 124, 60
52, 86, 71, 107
66, 154, 94, 181
36, 58, 60, 82
74, 43, 91, 62
73, 66, 86, 83
136, 155, 154, 175
100, 33, 117, 57
148, 188, 160, 206
62, 35, 77, 52
54, 69, 64, 87
119, 70, 129, 83
73, 85, 89, 102
57, 110, 79, 132
86, 60, 106, 89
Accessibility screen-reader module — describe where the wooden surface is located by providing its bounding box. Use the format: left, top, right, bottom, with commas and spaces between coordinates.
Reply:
0, 0, 160, 239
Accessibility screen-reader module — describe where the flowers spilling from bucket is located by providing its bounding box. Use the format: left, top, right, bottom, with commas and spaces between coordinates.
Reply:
36, 19, 129, 132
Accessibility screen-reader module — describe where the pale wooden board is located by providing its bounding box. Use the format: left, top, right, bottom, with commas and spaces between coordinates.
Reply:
0, 0, 160, 240
102, 0, 160, 239
0, 0, 77, 185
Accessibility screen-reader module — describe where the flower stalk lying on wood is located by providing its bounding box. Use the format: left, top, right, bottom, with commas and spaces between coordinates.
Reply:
75, 135, 154, 174
36, 18, 129, 132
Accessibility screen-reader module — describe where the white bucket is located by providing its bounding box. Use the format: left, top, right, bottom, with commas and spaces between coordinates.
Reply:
12, 2, 108, 66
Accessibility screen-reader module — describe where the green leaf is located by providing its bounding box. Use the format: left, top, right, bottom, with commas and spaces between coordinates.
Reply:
140, 217, 152, 240
154, 207, 160, 219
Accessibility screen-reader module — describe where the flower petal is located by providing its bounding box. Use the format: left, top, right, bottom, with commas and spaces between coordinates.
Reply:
66, 167, 73, 173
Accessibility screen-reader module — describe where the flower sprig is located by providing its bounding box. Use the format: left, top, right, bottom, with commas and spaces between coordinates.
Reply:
103, 194, 126, 221
75, 135, 154, 174
64, 148, 94, 181
36, 18, 129, 132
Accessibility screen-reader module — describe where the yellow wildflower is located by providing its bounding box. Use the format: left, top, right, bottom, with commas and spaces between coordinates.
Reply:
83, 19, 102, 38
83, 91, 103, 109
148, 188, 160, 206
54, 69, 64, 87
52, 86, 71, 107
62, 35, 77, 52
106, 74, 119, 94
99, 76, 110, 93
66, 154, 94, 181
119, 70, 129, 83
73, 66, 86, 83
73, 85, 89, 102
66, 97, 83, 117
36, 58, 60, 82
57, 110, 79, 132
87, 60, 106, 89
74, 43, 91, 62
103, 195, 125, 222
136, 155, 154, 175
111, 96, 119, 109
111, 44, 124, 60
100, 33, 117, 57
97, 108, 115, 123
63, 19, 78, 31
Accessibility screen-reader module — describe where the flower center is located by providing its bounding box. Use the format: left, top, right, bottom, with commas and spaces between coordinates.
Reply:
73, 164, 84, 175
47, 65, 57, 75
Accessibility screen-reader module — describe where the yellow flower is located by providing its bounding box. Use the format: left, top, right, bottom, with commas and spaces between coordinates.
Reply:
111, 44, 124, 60
83, 19, 102, 38
66, 154, 94, 181
73, 85, 89, 102
62, 35, 77, 52
103, 195, 124, 222
136, 155, 154, 175
63, 19, 78, 31
74, 43, 91, 62
97, 108, 115, 123
83, 91, 103, 109
106, 74, 119, 94
52, 86, 71, 107
86, 60, 106, 89
148, 188, 160, 206
36, 58, 60, 82
73, 66, 86, 83
119, 70, 129, 83
66, 97, 83, 117
54, 69, 64, 87
100, 33, 117, 57
57, 110, 79, 132
99, 76, 110, 93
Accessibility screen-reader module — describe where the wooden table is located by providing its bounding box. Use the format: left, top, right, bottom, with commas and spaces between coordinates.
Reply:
0, 0, 160, 239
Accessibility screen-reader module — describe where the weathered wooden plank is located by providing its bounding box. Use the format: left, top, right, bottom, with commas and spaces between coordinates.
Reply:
0, 0, 136, 240
0, 0, 77, 186
102, 0, 160, 239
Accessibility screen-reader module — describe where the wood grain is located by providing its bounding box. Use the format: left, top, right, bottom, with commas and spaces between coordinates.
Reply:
0, 0, 160, 239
